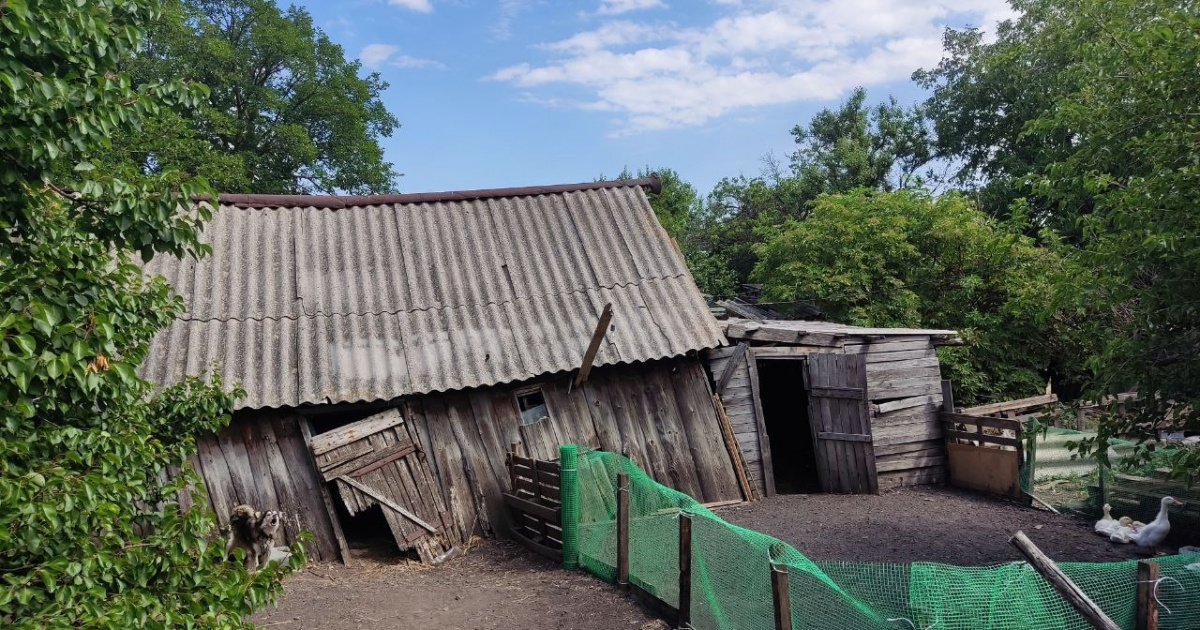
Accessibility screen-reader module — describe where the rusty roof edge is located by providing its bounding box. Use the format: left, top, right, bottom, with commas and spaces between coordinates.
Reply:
213, 175, 663, 209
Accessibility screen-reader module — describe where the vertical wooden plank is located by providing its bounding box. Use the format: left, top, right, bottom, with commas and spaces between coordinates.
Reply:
466, 389, 517, 536
252, 416, 302, 550
1137, 560, 1159, 630
421, 395, 484, 539
744, 351, 777, 497
671, 358, 742, 502
295, 415, 351, 565
616, 472, 630, 589
193, 436, 235, 526
772, 563, 793, 630
855, 355, 880, 493
638, 364, 702, 498
941, 379, 956, 413
678, 511, 693, 628
240, 418, 280, 513
215, 422, 260, 507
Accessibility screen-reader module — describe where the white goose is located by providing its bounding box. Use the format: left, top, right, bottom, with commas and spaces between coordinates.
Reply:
1129, 496, 1185, 555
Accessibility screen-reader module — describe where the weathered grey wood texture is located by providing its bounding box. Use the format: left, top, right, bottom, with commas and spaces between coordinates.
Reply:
192, 410, 344, 563
194, 357, 740, 562
404, 357, 742, 540
311, 409, 463, 564
805, 353, 877, 493
704, 334, 948, 493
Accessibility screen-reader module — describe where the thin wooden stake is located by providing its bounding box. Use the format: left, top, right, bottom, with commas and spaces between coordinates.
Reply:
1137, 560, 1160, 630
1009, 531, 1121, 630
771, 562, 792, 630
616, 472, 630, 590
678, 511, 693, 629
713, 394, 754, 501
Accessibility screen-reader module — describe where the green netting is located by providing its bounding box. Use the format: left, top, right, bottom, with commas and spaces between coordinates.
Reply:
571, 448, 1200, 630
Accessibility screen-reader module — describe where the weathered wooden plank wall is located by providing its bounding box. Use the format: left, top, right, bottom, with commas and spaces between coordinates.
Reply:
704, 335, 948, 493
404, 357, 742, 539
192, 410, 344, 563
705, 347, 770, 497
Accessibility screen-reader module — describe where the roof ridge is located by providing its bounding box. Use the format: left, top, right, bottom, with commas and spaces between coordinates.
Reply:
216, 175, 662, 209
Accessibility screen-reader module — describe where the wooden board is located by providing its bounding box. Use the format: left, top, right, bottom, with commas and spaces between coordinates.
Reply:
947, 442, 1022, 498
705, 348, 771, 498
806, 353, 877, 493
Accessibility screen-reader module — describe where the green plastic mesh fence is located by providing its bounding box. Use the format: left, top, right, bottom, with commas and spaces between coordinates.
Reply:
560, 443, 580, 570
573, 449, 1200, 630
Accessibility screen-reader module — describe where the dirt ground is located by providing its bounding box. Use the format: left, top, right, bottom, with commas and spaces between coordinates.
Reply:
715, 484, 1160, 565
251, 540, 662, 630
254, 484, 1190, 629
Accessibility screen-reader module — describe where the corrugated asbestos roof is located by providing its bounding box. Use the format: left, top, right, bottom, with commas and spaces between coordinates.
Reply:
140, 177, 726, 409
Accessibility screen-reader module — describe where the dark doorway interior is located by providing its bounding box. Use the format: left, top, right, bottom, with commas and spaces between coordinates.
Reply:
757, 358, 821, 493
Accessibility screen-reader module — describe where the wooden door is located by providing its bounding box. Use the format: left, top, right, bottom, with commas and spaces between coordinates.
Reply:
805, 354, 878, 493
308, 408, 463, 564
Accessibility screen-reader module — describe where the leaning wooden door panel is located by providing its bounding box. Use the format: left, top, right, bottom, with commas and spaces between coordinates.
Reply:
805, 354, 878, 494
310, 408, 463, 564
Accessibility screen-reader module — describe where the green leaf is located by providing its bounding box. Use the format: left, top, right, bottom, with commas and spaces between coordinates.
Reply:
13, 334, 36, 355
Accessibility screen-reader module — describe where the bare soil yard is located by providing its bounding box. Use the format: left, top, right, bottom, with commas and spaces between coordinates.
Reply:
251, 540, 660, 630
715, 484, 1156, 565
255, 484, 1188, 629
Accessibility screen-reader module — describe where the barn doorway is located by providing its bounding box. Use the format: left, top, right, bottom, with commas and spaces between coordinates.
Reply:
756, 358, 822, 493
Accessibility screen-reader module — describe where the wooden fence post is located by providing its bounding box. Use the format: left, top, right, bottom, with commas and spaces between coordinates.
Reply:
1136, 560, 1159, 630
678, 511, 693, 629
1009, 531, 1121, 630
617, 472, 629, 590
771, 562, 792, 630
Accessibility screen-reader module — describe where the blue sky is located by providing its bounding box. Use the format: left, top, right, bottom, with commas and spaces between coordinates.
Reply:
295, 0, 1015, 196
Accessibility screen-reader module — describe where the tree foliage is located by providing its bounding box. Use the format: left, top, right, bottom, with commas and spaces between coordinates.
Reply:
1017, 0, 1200, 476
109, 0, 399, 194
0, 1, 301, 626
752, 189, 1085, 405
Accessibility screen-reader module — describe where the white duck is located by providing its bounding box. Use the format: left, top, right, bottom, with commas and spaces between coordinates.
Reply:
1094, 504, 1122, 536
1108, 517, 1140, 544
1128, 496, 1185, 555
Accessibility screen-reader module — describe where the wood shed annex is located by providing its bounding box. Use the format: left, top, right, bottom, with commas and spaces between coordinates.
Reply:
704, 319, 961, 497
138, 176, 746, 565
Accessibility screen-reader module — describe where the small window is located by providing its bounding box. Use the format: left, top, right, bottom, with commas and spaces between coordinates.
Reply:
516, 388, 549, 426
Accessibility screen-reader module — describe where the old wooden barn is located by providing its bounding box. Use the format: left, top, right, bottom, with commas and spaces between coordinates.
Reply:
139, 176, 746, 565
704, 319, 960, 496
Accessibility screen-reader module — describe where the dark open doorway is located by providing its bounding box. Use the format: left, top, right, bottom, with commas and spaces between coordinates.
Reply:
757, 358, 821, 493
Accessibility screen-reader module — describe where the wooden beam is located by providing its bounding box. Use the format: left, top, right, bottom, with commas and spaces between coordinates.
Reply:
617, 473, 630, 590
744, 349, 776, 497
310, 409, 406, 456
771, 563, 792, 630
941, 379, 955, 413
960, 393, 1058, 417
298, 417, 352, 566
1009, 531, 1121, 630
574, 303, 613, 388
1137, 560, 1159, 630
337, 475, 438, 534
715, 342, 748, 396
502, 492, 561, 522
714, 394, 755, 501
943, 429, 1020, 448
817, 431, 872, 443
678, 511, 693, 629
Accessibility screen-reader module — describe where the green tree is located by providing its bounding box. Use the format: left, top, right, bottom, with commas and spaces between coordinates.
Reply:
0, 1, 301, 627
109, 0, 399, 194
693, 88, 934, 295
1020, 0, 1200, 478
913, 0, 1091, 230
791, 86, 934, 195
752, 189, 1085, 405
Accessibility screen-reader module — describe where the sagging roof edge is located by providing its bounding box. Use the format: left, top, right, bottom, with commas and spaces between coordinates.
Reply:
213, 175, 663, 210
229, 346, 718, 413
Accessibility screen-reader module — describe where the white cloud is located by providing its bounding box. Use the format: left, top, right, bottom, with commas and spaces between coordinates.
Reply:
360, 44, 399, 69
388, 0, 433, 12
390, 55, 446, 70
596, 0, 666, 16
359, 44, 443, 70
489, 0, 1012, 134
